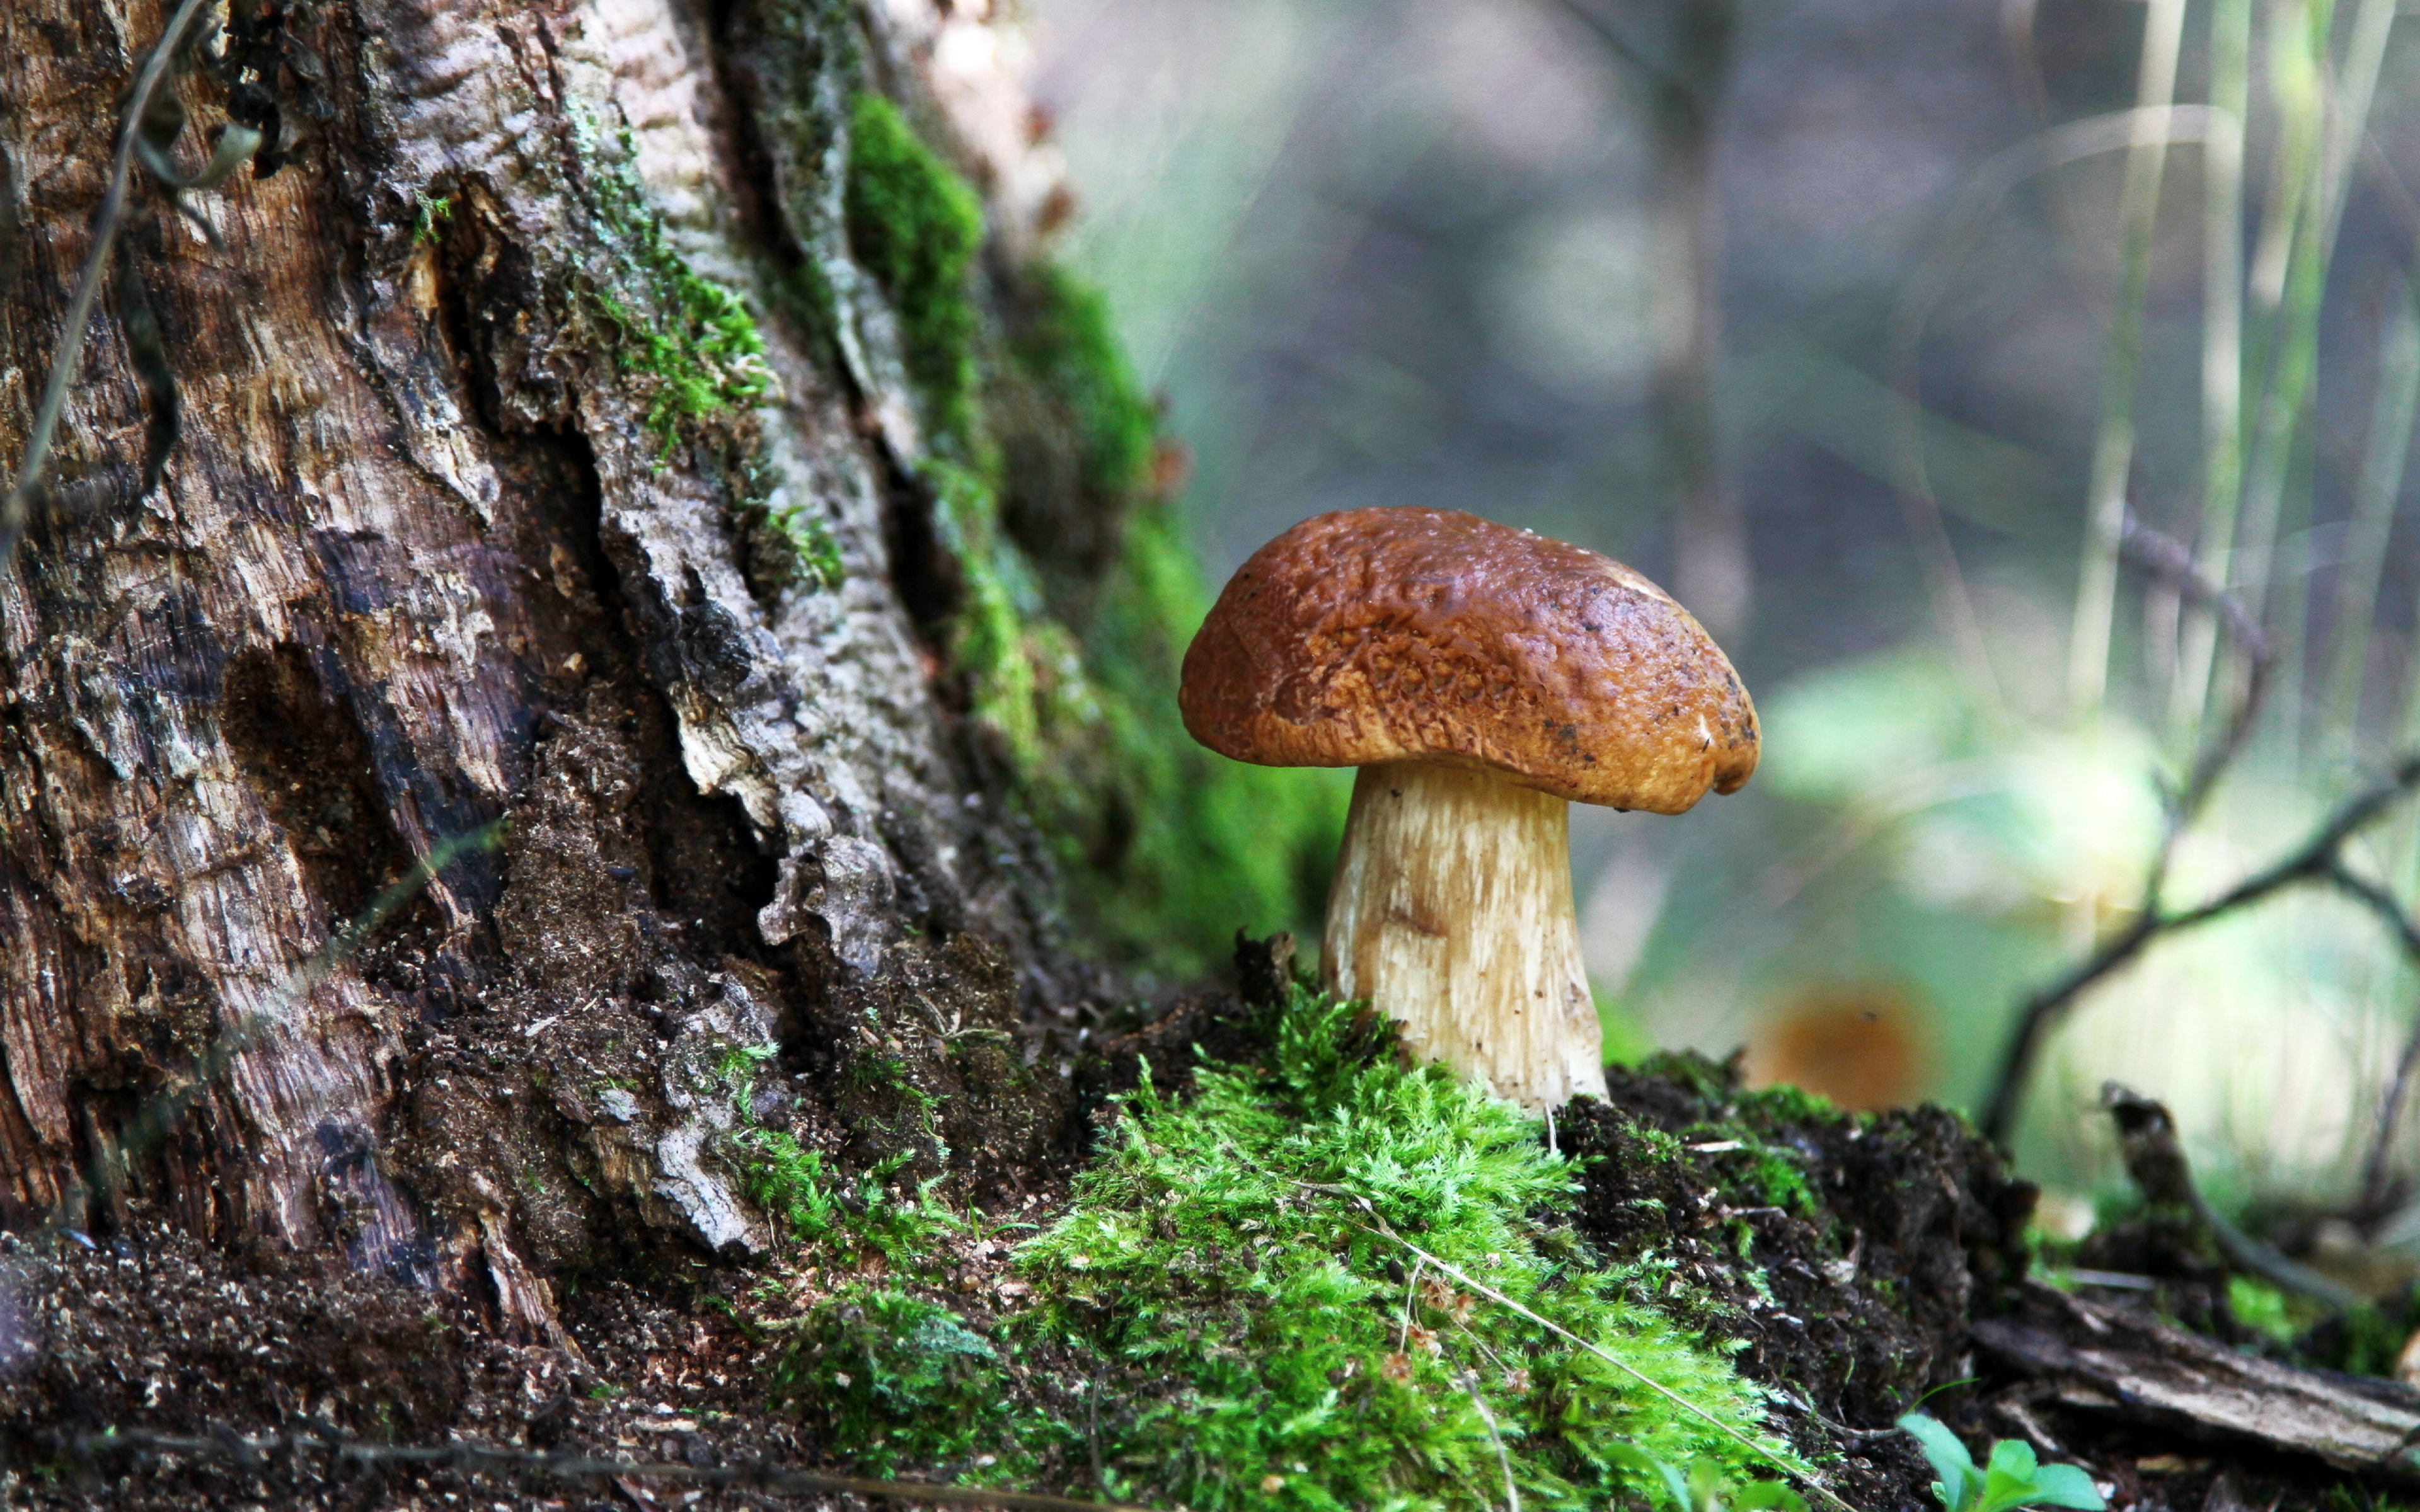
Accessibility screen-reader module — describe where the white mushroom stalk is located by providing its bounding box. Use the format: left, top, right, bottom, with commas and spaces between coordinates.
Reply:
1323, 762, 1602, 1111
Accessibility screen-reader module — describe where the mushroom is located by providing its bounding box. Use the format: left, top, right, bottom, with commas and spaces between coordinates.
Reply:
1178, 507, 1759, 1111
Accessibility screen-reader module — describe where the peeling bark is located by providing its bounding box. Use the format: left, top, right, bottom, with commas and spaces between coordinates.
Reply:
0, 0, 1109, 1325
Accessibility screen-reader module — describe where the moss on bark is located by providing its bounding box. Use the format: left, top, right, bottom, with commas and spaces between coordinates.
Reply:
834, 92, 1346, 980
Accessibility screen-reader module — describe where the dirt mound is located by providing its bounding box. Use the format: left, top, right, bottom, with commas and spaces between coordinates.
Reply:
1562, 1054, 2037, 1509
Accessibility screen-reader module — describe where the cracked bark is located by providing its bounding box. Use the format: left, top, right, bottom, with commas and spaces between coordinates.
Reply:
0, 0, 1107, 1336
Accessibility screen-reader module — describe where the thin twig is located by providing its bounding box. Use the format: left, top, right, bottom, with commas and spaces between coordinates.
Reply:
1979, 517, 2275, 1143
2367, 1007, 2420, 1217
1459, 1371, 1522, 1512
1, 0, 210, 571
56, 1424, 1150, 1512
2329, 856, 2420, 1211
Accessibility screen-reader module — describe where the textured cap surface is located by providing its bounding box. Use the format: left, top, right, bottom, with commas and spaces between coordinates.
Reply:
1179, 507, 1758, 812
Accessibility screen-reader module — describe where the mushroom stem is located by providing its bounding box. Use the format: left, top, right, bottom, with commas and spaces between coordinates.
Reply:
1322, 761, 1607, 1111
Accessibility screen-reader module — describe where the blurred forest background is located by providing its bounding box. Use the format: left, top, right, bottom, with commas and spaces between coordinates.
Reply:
1022, 0, 2420, 1221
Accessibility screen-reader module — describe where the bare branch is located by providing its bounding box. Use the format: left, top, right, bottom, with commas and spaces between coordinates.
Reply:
1982, 755, 2420, 1145
1978, 516, 2279, 1144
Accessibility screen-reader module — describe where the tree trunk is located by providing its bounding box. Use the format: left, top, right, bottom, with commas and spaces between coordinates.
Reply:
0, 0, 1238, 1339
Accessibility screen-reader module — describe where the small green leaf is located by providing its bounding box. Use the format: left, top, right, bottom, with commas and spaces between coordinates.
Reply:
1896, 1413, 1981, 1511
1974, 1437, 2106, 1512
2015, 1465, 2107, 1511
1981, 1434, 2039, 1487
1730, 1481, 1809, 1512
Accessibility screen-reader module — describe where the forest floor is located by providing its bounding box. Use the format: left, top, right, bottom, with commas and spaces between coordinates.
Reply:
0, 946, 2409, 1511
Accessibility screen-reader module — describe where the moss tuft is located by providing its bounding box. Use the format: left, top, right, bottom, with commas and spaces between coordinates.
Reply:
572, 114, 777, 452
776, 1284, 1006, 1473
844, 91, 984, 448
412, 192, 452, 246
830, 86, 1342, 974
741, 987, 1806, 1509
1017, 990, 1801, 1507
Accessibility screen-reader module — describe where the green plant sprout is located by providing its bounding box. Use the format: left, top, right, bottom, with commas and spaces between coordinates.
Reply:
1897, 1414, 2104, 1512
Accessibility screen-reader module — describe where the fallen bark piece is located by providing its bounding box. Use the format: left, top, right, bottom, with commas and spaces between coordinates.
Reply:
1974, 1286, 2420, 1480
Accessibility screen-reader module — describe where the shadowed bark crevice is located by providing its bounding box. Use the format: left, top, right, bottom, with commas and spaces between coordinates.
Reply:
218, 643, 421, 931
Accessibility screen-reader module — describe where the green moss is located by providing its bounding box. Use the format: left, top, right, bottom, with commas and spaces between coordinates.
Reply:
734, 1129, 963, 1268
1067, 505, 1351, 977
845, 91, 984, 448
746, 988, 1806, 1509
824, 86, 1344, 973
925, 459, 1057, 769
1735, 1084, 1845, 1126
778, 505, 847, 592
916, 433, 1344, 980
1020, 992, 1802, 1507
823, 87, 1340, 976
571, 113, 776, 452
412, 192, 452, 246
775, 1285, 1006, 1473
1008, 263, 1157, 505
2226, 1275, 2300, 1346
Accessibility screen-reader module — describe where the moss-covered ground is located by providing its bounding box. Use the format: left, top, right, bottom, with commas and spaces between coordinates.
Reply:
731, 984, 1807, 1511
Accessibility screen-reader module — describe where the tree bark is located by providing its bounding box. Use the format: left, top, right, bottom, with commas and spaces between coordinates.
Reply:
0, 0, 1141, 1336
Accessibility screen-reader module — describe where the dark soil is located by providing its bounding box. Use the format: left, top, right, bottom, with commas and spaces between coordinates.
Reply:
1562, 1055, 2038, 1509
1562, 1053, 2416, 1511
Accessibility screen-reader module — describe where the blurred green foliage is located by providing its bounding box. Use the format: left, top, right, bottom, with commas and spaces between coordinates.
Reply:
845, 91, 984, 446
839, 94, 1344, 978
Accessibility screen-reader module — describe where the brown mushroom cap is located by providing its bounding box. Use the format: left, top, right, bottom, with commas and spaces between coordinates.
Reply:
1179, 507, 1758, 813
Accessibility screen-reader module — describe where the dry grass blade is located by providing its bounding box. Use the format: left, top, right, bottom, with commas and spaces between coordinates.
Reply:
2065, 0, 2186, 717
1889, 105, 2227, 723
1, 0, 210, 571
1342, 1205, 1855, 1512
